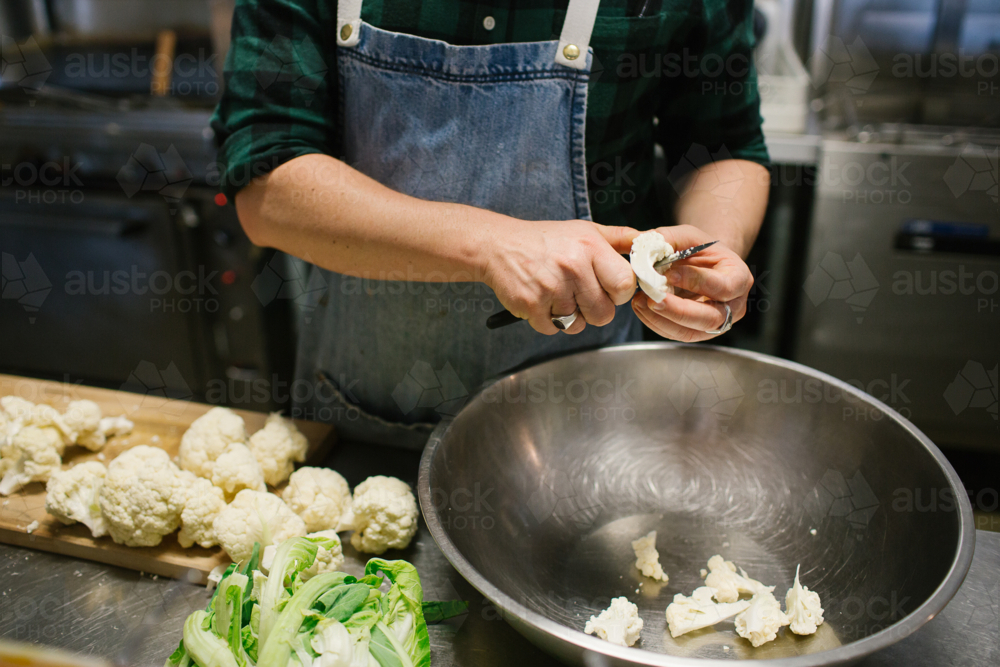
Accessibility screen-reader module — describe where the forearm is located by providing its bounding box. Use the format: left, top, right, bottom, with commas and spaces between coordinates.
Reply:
672, 159, 770, 258
236, 153, 501, 281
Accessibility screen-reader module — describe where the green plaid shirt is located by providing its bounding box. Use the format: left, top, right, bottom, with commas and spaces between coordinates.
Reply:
212, 0, 769, 228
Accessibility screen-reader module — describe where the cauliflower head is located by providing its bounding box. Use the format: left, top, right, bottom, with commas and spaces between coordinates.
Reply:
247, 413, 308, 486
282, 466, 352, 532
210, 442, 266, 501
785, 565, 824, 635
63, 400, 105, 451
349, 476, 418, 555
0, 425, 63, 495
631, 530, 669, 582
178, 407, 248, 478
584, 597, 643, 647
176, 470, 226, 549
45, 461, 108, 537
734, 589, 790, 647
213, 489, 306, 564
665, 586, 751, 638
300, 530, 345, 580
705, 555, 771, 603
98, 445, 185, 547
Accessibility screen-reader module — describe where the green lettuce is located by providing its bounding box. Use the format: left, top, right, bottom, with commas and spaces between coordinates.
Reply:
165, 538, 463, 667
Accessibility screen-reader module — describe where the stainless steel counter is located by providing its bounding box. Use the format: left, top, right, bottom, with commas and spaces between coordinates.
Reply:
2, 442, 997, 665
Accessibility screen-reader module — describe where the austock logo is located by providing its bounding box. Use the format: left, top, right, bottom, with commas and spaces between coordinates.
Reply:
1, 252, 51, 323
253, 35, 327, 105
666, 360, 744, 431
667, 144, 745, 202
808, 36, 879, 93
526, 468, 603, 529
944, 144, 999, 203
0, 36, 51, 96
117, 144, 193, 208
803, 252, 879, 323
944, 361, 998, 421
118, 361, 194, 416
392, 361, 469, 418
251, 253, 328, 323
388, 145, 471, 204
804, 469, 879, 530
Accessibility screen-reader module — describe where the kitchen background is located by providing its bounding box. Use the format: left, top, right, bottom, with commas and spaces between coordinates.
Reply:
1, 0, 997, 527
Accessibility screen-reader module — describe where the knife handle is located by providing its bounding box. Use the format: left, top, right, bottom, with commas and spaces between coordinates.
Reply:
486, 309, 522, 329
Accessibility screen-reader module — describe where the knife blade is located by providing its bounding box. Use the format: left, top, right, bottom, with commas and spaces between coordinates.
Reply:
652, 240, 718, 273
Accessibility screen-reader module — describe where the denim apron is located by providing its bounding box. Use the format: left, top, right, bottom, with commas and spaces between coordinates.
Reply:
293, 0, 639, 447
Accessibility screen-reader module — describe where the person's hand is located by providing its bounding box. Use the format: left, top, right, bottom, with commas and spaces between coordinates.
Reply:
484, 219, 638, 335
631, 225, 753, 342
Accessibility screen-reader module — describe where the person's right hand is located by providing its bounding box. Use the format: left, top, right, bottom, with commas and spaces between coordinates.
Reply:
483, 219, 639, 335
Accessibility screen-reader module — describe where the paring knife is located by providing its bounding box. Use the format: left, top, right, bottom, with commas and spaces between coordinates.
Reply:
486, 240, 719, 329
652, 240, 718, 272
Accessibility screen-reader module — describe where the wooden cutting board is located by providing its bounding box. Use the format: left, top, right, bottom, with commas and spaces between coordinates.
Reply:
0, 374, 335, 583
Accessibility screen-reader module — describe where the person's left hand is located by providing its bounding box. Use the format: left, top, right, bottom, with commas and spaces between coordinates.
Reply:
631, 225, 753, 342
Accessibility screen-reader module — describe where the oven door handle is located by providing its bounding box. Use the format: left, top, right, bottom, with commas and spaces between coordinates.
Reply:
895, 220, 1000, 257
0, 212, 149, 236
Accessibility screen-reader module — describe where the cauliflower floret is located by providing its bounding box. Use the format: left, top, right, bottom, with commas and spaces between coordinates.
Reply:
176, 470, 226, 549
1, 396, 35, 422
63, 400, 105, 451
349, 476, 418, 555
300, 530, 345, 580
734, 589, 790, 647
26, 404, 76, 452
584, 597, 643, 647
631, 530, 669, 582
630, 230, 674, 303
247, 413, 308, 486
178, 407, 248, 479
98, 445, 185, 547
210, 442, 266, 502
99, 415, 134, 438
785, 565, 824, 636
1, 396, 37, 447
282, 467, 352, 532
213, 489, 307, 564
45, 461, 108, 537
0, 426, 63, 495
665, 586, 751, 638
705, 555, 772, 603
0, 412, 10, 447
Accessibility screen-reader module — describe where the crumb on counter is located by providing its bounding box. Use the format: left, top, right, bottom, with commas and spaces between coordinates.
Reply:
25, 520, 39, 534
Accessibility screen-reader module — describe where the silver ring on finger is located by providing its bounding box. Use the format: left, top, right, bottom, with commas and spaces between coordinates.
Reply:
705, 303, 733, 335
551, 308, 579, 331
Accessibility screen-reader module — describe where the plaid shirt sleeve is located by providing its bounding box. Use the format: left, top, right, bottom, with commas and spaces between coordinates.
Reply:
211, 0, 337, 200
655, 0, 769, 176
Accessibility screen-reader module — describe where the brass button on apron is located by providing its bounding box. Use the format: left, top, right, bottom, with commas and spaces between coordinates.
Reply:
563, 44, 580, 60
341, 24, 353, 41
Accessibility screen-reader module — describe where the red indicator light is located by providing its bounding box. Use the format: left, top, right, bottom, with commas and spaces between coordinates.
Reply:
215, 193, 228, 206
222, 270, 237, 285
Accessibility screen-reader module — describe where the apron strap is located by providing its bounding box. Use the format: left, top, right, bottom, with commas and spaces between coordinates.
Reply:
555, 0, 601, 70
337, 0, 600, 69
337, 0, 363, 47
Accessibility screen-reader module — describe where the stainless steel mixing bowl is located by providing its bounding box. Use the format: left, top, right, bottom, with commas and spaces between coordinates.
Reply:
418, 343, 975, 666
